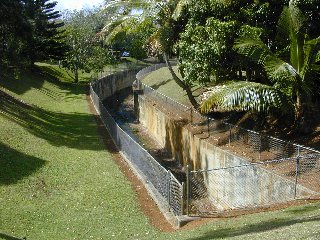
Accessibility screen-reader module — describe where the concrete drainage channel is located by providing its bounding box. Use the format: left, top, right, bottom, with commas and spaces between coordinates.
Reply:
90, 66, 320, 226
90, 69, 197, 228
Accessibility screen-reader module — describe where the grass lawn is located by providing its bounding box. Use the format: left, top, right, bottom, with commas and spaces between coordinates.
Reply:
0, 63, 319, 240
141, 66, 203, 106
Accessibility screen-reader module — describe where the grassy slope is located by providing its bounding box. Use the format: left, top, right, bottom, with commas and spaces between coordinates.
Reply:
141, 66, 198, 106
0, 65, 157, 239
0, 64, 319, 240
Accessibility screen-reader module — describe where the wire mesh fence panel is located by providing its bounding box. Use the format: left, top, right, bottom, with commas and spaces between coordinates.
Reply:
188, 161, 306, 215
169, 173, 184, 215
296, 146, 320, 194
188, 171, 219, 216
90, 79, 184, 217
142, 84, 191, 120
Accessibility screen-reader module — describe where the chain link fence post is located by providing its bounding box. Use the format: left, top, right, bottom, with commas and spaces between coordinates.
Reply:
294, 146, 300, 199
167, 170, 171, 212
229, 124, 232, 147
181, 182, 185, 215
186, 165, 190, 216
207, 117, 210, 137
259, 133, 262, 162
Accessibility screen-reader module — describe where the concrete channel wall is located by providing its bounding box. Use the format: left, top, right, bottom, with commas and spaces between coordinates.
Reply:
91, 69, 138, 100
138, 95, 314, 209
90, 69, 189, 227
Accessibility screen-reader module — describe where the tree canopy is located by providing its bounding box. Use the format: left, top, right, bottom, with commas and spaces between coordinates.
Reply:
0, 0, 67, 69
61, 8, 114, 82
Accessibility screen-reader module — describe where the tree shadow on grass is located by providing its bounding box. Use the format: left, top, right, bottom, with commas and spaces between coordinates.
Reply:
0, 68, 45, 96
150, 78, 173, 90
187, 215, 320, 240
0, 232, 25, 240
0, 65, 88, 99
38, 65, 89, 95
0, 142, 46, 185
0, 90, 113, 152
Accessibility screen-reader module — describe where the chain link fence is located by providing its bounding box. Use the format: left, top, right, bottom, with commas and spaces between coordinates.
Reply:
136, 63, 168, 80
137, 65, 320, 216
89, 64, 320, 218
90, 70, 184, 217
187, 157, 319, 216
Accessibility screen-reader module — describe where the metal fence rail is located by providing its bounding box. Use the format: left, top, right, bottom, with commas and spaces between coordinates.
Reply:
89, 72, 184, 217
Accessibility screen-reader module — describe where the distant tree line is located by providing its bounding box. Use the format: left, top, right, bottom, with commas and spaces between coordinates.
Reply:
0, 1, 117, 83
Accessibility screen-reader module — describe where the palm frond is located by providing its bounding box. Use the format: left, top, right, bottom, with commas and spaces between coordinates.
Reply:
301, 36, 320, 77
234, 38, 272, 65
277, 6, 291, 40
316, 50, 320, 63
104, 0, 149, 10
288, 1, 307, 34
200, 81, 292, 114
264, 56, 298, 84
100, 16, 137, 42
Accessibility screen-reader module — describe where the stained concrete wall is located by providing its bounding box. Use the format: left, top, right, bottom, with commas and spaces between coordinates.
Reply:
91, 69, 139, 100
138, 95, 315, 209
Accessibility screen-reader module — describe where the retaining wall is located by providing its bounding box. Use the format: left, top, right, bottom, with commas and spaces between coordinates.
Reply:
138, 95, 314, 209
91, 69, 138, 100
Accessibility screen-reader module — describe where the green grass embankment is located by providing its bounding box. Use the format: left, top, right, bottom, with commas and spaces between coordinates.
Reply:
141, 66, 203, 106
0, 64, 157, 239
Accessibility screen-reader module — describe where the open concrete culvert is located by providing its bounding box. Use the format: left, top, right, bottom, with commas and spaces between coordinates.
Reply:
92, 67, 320, 220
102, 87, 187, 183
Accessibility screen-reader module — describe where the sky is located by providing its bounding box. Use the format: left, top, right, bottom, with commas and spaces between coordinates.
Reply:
55, 0, 104, 11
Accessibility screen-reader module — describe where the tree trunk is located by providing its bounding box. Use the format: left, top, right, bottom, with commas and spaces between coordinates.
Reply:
163, 53, 199, 109
294, 90, 312, 133
246, 68, 252, 81
74, 68, 79, 83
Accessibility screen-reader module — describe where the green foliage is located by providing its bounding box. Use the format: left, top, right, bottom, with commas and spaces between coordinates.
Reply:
0, 0, 67, 68
101, 0, 187, 59
22, 0, 68, 66
109, 18, 156, 59
174, 0, 292, 96
62, 9, 114, 82
177, 18, 237, 86
201, 81, 292, 114
230, 2, 320, 119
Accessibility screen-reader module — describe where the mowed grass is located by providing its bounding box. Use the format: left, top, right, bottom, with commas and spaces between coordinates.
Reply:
141, 66, 190, 106
0, 64, 320, 240
0, 64, 157, 239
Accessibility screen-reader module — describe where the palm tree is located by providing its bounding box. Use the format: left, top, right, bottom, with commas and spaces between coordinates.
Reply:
201, 0, 320, 129
101, 0, 200, 108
